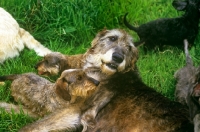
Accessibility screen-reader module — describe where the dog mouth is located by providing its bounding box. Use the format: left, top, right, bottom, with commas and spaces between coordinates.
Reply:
101, 60, 118, 70
106, 63, 118, 69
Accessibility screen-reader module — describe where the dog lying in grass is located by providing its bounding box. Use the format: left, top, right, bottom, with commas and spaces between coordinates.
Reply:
0, 7, 51, 63
124, 0, 200, 51
174, 39, 200, 132
80, 68, 193, 132
21, 64, 194, 132
21, 29, 193, 132
35, 52, 84, 76
19, 28, 139, 131
35, 29, 138, 81
0, 69, 99, 118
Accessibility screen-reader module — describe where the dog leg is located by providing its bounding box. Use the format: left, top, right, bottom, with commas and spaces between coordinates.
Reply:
81, 88, 115, 132
0, 102, 38, 118
19, 105, 82, 132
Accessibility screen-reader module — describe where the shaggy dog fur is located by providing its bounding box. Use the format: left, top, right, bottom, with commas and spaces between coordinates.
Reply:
174, 39, 200, 132
124, 0, 200, 50
19, 69, 193, 132
0, 7, 51, 63
19, 29, 139, 132
35, 52, 84, 76
0, 69, 99, 118
20, 29, 193, 132
35, 29, 138, 81
81, 69, 193, 132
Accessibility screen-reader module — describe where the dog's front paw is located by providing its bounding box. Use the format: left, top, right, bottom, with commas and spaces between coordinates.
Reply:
81, 113, 96, 132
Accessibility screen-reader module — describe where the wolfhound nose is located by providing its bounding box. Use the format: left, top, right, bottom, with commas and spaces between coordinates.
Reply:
112, 52, 124, 63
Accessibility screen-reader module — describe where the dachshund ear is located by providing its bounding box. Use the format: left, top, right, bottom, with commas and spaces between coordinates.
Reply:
59, 58, 70, 72
55, 79, 71, 101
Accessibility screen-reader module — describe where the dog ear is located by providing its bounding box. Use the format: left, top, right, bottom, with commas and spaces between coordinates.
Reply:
122, 47, 138, 73
55, 79, 71, 101
59, 58, 70, 72
91, 29, 108, 47
129, 47, 139, 71
172, 0, 188, 11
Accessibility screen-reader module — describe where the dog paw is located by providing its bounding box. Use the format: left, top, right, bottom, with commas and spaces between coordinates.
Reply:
81, 114, 96, 132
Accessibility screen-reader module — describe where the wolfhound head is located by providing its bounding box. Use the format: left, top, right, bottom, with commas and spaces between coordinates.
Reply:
35, 29, 138, 80
83, 29, 138, 80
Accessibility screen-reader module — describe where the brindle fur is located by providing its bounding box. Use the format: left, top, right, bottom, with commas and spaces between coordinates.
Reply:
19, 29, 139, 132
35, 29, 138, 81
19, 29, 193, 132
0, 69, 99, 118
35, 52, 84, 76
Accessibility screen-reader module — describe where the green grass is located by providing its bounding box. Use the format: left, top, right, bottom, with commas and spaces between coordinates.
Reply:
0, 0, 200, 131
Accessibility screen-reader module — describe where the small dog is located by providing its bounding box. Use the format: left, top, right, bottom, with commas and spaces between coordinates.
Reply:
0, 69, 99, 118
35, 52, 84, 76
0, 7, 52, 63
124, 0, 200, 50
174, 39, 200, 132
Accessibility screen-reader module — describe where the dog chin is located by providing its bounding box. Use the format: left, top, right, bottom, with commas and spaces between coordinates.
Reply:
101, 64, 117, 76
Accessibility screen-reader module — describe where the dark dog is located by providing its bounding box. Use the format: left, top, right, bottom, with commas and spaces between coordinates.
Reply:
174, 39, 200, 132
124, 0, 200, 51
79, 67, 193, 132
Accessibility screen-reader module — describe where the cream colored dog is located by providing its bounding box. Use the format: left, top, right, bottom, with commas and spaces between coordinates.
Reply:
0, 7, 51, 63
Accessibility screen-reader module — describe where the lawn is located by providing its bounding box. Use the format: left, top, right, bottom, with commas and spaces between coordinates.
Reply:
0, 0, 200, 131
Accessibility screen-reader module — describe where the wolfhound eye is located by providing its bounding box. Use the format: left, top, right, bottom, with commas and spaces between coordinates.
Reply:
109, 36, 118, 42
